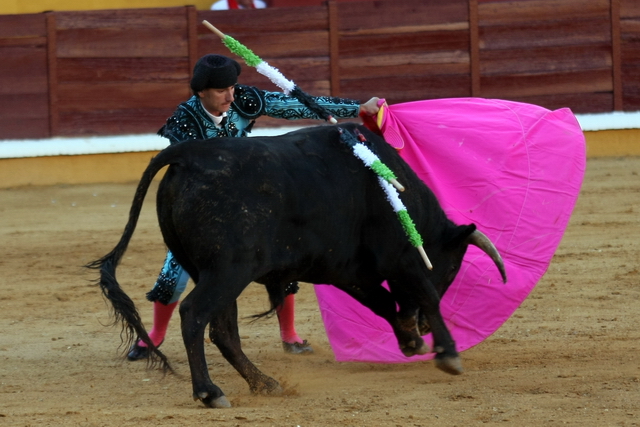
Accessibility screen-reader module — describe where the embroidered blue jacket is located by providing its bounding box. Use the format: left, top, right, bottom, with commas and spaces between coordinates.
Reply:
158, 84, 361, 144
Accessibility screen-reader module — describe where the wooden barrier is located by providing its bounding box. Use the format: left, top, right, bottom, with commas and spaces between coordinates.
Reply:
0, 14, 50, 139
1, 127, 639, 189
1, 0, 640, 140
0, 152, 161, 188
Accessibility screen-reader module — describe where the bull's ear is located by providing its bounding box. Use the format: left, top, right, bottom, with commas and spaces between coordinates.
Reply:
445, 224, 477, 250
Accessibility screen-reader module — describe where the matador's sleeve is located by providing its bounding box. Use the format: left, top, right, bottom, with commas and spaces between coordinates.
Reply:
261, 90, 361, 121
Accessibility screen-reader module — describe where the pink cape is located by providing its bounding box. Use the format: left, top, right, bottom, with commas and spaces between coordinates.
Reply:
314, 98, 586, 363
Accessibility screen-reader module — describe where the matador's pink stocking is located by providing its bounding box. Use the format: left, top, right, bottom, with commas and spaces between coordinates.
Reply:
277, 294, 303, 344
137, 300, 178, 347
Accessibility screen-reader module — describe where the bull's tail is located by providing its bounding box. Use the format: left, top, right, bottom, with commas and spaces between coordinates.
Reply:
247, 282, 287, 322
86, 149, 180, 371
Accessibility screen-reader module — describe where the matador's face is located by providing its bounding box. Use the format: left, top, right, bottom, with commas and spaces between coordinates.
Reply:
198, 86, 235, 116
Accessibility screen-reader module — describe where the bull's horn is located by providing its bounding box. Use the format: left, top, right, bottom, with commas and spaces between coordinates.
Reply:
468, 230, 507, 283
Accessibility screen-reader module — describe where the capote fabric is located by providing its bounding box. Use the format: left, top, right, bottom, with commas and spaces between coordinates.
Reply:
314, 98, 586, 363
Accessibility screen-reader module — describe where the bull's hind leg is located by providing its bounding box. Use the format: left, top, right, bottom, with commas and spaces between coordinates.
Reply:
209, 301, 282, 395
179, 270, 247, 408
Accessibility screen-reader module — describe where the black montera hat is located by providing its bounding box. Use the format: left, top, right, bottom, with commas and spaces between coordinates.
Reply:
190, 54, 241, 93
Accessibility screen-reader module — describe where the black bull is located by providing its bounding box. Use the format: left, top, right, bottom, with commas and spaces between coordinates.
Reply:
88, 123, 507, 408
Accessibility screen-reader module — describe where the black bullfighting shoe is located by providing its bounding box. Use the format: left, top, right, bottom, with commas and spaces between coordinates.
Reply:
127, 340, 163, 361
282, 340, 314, 355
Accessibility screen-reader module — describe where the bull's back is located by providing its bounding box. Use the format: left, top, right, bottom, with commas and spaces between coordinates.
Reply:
155, 123, 431, 278
157, 125, 371, 247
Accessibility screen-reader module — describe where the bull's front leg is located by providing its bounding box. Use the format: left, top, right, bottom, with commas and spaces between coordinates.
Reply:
416, 285, 463, 375
389, 278, 463, 375
395, 305, 430, 357
387, 280, 430, 357
335, 283, 429, 357
209, 301, 282, 395
423, 309, 463, 375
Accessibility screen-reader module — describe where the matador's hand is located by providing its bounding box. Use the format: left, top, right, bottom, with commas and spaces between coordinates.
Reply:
359, 97, 385, 116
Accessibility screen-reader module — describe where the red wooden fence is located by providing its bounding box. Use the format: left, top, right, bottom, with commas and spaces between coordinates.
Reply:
0, 14, 50, 139
1, 0, 639, 140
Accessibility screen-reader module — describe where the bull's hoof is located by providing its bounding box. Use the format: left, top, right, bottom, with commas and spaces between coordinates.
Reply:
208, 395, 232, 408
400, 340, 430, 357
195, 392, 232, 408
250, 377, 283, 396
434, 355, 464, 375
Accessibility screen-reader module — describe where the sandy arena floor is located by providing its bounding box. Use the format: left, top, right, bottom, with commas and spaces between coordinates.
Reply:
0, 156, 638, 426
